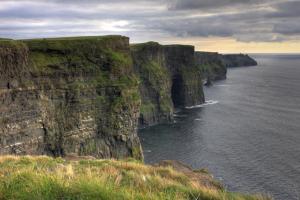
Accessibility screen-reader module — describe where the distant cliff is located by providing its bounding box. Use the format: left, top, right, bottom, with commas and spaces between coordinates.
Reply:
131, 42, 204, 127
0, 36, 143, 160
222, 54, 258, 68
195, 52, 227, 83
195, 52, 257, 85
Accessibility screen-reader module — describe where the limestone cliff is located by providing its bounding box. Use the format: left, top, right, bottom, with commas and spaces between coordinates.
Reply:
195, 52, 257, 85
0, 36, 143, 160
132, 42, 204, 127
222, 54, 258, 68
195, 52, 227, 83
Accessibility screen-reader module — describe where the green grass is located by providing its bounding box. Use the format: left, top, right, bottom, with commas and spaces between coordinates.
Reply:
140, 101, 156, 115
0, 156, 271, 200
0, 40, 27, 49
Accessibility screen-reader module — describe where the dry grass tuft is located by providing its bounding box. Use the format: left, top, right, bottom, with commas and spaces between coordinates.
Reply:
0, 156, 272, 200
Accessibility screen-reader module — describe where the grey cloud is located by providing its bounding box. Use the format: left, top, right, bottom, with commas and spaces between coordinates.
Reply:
267, 1, 300, 18
168, 0, 271, 10
273, 21, 300, 35
0, 0, 299, 43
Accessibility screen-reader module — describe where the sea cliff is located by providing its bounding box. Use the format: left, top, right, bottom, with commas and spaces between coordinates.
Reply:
0, 35, 258, 160
195, 52, 257, 85
131, 42, 204, 127
0, 36, 142, 160
222, 54, 258, 68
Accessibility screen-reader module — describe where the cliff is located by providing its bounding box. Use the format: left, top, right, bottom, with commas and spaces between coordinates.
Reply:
0, 35, 257, 159
0, 36, 143, 160
0, 156, 271, 200
222, 54, 258, 68
131, 42, 204, 127
195, 52, 257, 85
195, 52, 227, 83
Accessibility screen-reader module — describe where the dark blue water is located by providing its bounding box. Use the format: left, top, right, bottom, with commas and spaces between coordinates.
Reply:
139, 54, 300, 200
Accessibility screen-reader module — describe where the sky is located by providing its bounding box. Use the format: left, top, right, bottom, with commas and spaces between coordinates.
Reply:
0, 0, 300, 53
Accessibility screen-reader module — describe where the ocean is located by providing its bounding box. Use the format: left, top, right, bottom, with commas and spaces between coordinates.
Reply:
138, 54, 300, 200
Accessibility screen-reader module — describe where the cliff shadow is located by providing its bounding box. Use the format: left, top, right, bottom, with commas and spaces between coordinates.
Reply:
171, 74, 185, 107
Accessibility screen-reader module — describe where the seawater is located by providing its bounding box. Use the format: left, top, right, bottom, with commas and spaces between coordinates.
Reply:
139, 54, 300, 200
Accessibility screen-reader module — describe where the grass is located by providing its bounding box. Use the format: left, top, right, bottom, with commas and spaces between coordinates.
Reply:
0, 40, 27, 49
140, 101, 156, 115
0, 156, 271, 200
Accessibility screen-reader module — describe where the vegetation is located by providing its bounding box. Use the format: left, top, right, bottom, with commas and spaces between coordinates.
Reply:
134, 56, 173, 116
0, 156, 271, 200
0, 40, 27, 49
140, 101, 156, 114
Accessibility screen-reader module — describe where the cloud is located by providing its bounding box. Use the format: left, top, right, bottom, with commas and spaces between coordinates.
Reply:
0, 0, 299, 44
273, 21, 300, 35
169, 0, 259, 10
267, 0, 300, 18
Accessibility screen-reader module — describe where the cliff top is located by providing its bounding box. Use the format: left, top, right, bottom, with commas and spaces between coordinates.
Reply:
131, 41, 160, 47
22, 35, 128, 42
196, 51, 219, 55
21, 35, 129, 52
0, 40, 27, 49
0, 156, 270, 200
0, 35, 129, 51
164, 44, 194, 48
131, 41, 195, 49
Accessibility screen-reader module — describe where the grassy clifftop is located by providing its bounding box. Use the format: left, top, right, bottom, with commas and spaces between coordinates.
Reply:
0, 156, 270, 200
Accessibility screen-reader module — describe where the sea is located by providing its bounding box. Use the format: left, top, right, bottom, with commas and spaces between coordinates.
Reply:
138, 54, 300, 200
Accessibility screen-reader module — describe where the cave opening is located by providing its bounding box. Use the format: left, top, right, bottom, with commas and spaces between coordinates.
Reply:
171, 74, 185, 107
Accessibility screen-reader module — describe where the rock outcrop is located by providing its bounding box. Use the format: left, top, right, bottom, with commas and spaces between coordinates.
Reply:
222, 54, 258, 68
0, 36, 143, 160
131, 42, 205, 127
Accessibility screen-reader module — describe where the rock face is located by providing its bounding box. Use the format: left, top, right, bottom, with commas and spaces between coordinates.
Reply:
132, 42, 204, 127
195, 52, 227, 83
222, 54, 258, 68
0, 37, 143, 160
0, 35, 257, 159
195, 52, 258, 85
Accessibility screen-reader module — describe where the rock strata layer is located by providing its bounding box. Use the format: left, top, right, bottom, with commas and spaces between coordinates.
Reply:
0, 37, 143, 160
195, 52, 258, 85
131, 42, 205, 127
0, 36, 258, 159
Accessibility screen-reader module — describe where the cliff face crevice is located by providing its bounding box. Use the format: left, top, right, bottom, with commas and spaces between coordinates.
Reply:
0, 37, 143, 160
171, 74, 185, 107
132, 42, 205, 127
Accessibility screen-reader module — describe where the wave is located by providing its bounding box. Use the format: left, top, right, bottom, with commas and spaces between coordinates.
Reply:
185, 100, 219, 109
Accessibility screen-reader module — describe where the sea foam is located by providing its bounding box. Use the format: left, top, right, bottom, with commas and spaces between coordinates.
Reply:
185, 100, 219, 109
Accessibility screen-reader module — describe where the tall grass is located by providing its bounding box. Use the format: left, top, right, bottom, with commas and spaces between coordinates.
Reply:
0, 156, 271, 200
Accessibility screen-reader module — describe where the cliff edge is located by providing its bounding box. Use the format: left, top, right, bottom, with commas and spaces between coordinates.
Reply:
0, 156, 271, 200
222, 54, 258, 68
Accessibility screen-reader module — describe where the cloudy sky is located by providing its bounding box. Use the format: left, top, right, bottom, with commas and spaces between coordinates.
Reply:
0, 0, 300, 53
